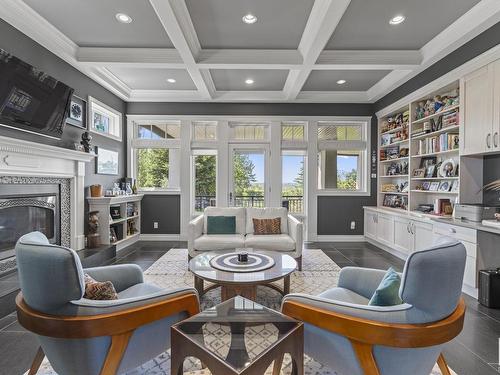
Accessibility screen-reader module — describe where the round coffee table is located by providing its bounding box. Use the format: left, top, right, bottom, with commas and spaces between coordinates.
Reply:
189, 249, 297, 301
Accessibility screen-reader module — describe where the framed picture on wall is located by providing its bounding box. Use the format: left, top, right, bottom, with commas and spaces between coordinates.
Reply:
66, 95, 87, 129
96, 147, 119, 175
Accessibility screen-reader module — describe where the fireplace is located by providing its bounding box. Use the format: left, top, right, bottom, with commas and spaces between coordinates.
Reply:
0, 184, 61, 261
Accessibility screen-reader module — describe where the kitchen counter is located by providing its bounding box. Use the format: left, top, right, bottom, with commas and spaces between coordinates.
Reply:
432, 217, 500, 236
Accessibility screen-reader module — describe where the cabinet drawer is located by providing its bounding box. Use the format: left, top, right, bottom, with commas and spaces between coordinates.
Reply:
433, 223, 477, 244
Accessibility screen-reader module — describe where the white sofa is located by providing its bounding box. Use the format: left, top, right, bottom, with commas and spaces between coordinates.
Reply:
188, 207, 303, 270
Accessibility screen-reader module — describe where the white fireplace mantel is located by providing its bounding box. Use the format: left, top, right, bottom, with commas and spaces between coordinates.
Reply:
0, 135, 95, 250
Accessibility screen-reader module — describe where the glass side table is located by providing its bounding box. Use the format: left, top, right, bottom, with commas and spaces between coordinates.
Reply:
171, 296, 304, 375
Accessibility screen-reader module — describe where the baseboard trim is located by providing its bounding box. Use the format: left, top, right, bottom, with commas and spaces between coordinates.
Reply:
315, 235, 365, 242
140, 234, 181, 241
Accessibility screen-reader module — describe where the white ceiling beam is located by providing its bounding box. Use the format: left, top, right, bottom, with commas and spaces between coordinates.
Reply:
212, 91, 287, 102
197, 49, 303, 69
316, 50, 422, 70
149, 0, 213, 99
77, 47, 183, 67
283, 0, 351, 100
129, 90, 203, 102
296, 91, 370, 103
366, 70, 414, 102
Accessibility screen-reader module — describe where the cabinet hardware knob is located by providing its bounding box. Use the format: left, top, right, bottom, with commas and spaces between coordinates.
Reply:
449, 228, 456, 233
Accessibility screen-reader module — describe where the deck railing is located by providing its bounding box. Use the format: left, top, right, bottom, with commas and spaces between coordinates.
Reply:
195, 195, 303, 213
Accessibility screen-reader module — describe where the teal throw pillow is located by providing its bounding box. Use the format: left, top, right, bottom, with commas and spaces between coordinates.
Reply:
368, 267, 403, 306
207, 216, 236, 235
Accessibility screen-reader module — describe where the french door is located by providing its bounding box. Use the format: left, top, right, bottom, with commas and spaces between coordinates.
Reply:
228, 144, 269, 208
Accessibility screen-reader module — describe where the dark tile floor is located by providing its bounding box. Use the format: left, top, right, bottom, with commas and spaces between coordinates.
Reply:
1, 241, 500, 374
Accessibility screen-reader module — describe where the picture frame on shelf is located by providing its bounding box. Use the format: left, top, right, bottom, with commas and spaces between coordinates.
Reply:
110, 206, 121, 220
413, 168, 425, 178
450, 180, 460, 192
425, 165, 436, 178
438, 181, 451, 192
66, 95, 87, 129
422, 182, 431, 191
96, 147, 119, 175
420, 156, 437, 169
401, 181, 409, 192
439, 159, 457, 177
429, 181, 440, 191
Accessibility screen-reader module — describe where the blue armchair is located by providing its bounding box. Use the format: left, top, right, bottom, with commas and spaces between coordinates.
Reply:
281, 241, 466, 375
15, 231, 199, 375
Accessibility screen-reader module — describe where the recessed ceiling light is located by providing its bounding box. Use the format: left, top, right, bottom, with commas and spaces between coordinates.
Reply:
242, 14, 257, 24
167, 78, 176, 83
115, 13, 132, 24
337, 79, 346, 85
389, 15, 405, 25
245, 78, 254, 85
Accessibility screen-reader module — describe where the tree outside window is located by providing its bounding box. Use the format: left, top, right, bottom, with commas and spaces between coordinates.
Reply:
136, 149, 169, 189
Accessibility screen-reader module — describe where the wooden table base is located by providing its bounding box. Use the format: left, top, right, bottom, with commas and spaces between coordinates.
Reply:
194, 275, 291, 302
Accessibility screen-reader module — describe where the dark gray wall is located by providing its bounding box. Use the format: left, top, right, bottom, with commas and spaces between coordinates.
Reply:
141, 195, 181, 234
374, 21, 500, 112
130, 102, 376, 235
0, 19, 127, 191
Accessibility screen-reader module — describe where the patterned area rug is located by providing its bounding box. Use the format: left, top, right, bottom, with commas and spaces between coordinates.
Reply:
31, 248, 455, 375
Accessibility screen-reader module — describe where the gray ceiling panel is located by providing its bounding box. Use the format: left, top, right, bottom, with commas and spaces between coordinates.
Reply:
185, 0, 314, 49
210, 69, 289, 91
24, 0, 174, 48
303, 70, 390, 91
108, 68, 196, 90
326, 0, 481, 50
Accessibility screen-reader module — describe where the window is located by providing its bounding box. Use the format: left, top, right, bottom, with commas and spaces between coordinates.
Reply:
193, 121, 217, 140
282, 123, 305, 141
89, 96, 122, 141
230, 123, 268, 141
193, 151, 217, 213
130, 120, 181, 191
318, 123, 361, 141
317, 121, 369, 194
282, 151, 305, 214
137, 149, 169, 189
137, 123, 180, 139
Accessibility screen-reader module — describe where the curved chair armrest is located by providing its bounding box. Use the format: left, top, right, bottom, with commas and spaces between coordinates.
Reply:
288, 214, 303, 257
84, 264, 144, 292
281, 294, 465, 348
16, 288, 200, 339
188, 215, 204, 254
337, 267, 389, 299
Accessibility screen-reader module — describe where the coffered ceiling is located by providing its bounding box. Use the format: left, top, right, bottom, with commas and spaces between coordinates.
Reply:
2, 0, 499, 103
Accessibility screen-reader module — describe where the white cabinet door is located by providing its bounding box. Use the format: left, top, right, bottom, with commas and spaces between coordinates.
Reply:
364, 210, 377, 240
493, 59, 500, 151
462, 65, 494, 155
377, 213, 394, 247
412, 221, 434, 252
393, 217, 411, 255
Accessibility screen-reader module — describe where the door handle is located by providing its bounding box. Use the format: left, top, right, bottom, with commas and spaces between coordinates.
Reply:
487, 133, 492, 148
494, 132, 499, 148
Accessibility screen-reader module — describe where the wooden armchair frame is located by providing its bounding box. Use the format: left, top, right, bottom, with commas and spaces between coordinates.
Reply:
16, 291, 200, 375
282, 297, 466, 375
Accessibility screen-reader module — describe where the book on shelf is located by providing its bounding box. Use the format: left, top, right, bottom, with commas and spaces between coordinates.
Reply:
417, 133, 459, 154
434, 198, 453, 215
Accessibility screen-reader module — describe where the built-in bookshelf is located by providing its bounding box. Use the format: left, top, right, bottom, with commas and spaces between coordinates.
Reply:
377, 82, 461, 217
87, 194, 144, 251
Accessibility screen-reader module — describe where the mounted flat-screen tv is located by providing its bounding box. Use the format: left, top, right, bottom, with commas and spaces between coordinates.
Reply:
0, 48, 73, 139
